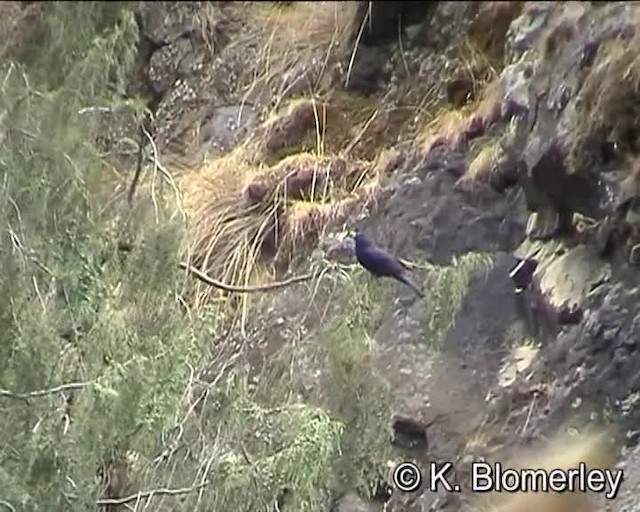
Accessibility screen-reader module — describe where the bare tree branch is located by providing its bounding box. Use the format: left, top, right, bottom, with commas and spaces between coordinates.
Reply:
179, 262, 314, 293
127, 123, 145, 205
0, 382, 91, 401
0, 499, 16, 512
96, 482, 208, 507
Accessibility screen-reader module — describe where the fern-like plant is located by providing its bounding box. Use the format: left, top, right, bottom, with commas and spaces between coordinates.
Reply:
423, 252, 494, 349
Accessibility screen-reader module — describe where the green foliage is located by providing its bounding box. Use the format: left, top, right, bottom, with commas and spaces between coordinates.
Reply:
313, 271, 394, 500
0, 4, 361, 512
423, 252, 494, 348
15, 2, 135, 90
0, 5, 217, 509
0, 3, 499, 511
177, 373, 344, 512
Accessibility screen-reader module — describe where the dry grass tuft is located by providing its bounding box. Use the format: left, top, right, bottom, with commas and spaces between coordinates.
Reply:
180, 150, 255, 212
468, 1, 525, 67
569, 33, 640, 172
471, 78, 504, 124
182, 151, 376, 306
458, 138, 505, 186
261, 1, 359, 52
411, 1, 522, 156
248, 98, 328, 164
418, 80, 501, 154
418, 54, 503, 155
191, 2, 232, 56
419, 106, 476, 152
247, 90, 417, 165
246, 1, 361, 103
314, 90, 417, 160
453, 37, 501, 106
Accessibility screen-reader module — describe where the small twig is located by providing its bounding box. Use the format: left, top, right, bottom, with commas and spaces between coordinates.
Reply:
179, 262, 314, 293
127, 123, 145, 205
520, 394, 537, 436
344, 108, 379, 156
78, 106, 114, 115
0, 381, 91, 401
240, 442, 253, 465
96, 483, 208, 507
397, 14, 410, 77
344, 2, 369, 89
0, 499, 16, 512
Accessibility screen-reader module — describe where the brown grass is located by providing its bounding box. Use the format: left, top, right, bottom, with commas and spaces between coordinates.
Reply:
245, 88, 421, 166
182, 151, 376, 306
455, 37, 501, 103
244, 1, 361, 105
419, 106, 476, 151
191, 3, 232, 56
247, 98, 328, 164
468, 1, 525, 67
458, 138, 504, 185
418, 78, 502, 153
260, 1, 359, 52
416, 30, 504, 153
569, 33, 640, 172
177, 1, 522, 310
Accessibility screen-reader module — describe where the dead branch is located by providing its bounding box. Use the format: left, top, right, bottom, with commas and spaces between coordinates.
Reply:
179, 262, 314, 293
0, 381, 91, 401
0, 499, 16, 512
127, 113, 148, 205
96, 482, 208, 507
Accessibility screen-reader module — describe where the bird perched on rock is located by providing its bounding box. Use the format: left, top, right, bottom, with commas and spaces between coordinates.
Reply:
354, 232, 424, 298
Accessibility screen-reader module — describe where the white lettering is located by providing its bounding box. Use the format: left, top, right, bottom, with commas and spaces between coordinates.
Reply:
501, 468, 520, 491
468, 461, 624, 498
429, 462, 456, 492
519, 468, 549, 491
548, 468, 569, 491
603, 469, 624, 499
471, 462, 494, 492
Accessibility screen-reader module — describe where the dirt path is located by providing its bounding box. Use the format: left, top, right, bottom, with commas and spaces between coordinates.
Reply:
373, 253, 521, 456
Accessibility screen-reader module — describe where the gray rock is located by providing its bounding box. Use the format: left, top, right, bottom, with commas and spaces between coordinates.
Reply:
525, 210, 559, 239
629, 244, 640, 266
506, 3, 557, 58
337, 493, 382, 512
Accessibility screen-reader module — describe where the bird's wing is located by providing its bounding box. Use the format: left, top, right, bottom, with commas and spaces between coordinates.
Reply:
369, 246, 406, 276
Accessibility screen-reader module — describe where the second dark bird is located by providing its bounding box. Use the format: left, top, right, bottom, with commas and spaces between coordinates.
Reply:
509, 257, 538, 292
354, 232, 425, 298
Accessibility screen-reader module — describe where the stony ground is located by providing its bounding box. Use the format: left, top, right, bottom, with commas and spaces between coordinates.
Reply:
111, 2, 640, 511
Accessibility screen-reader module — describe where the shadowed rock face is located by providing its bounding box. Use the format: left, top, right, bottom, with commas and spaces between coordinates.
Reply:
501, 2, 640, 226
353, 1, 437, 47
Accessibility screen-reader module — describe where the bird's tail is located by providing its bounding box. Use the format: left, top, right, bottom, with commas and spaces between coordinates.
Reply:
396, 273, 425, 299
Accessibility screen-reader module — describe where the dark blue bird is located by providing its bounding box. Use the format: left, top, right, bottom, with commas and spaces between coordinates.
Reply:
354, 233, 424, 298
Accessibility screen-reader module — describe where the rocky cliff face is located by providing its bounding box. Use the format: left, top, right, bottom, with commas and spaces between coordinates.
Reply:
116, 2, 640, 511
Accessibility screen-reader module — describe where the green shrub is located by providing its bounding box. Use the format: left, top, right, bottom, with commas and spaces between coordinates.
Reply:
0, 4, 496, 510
